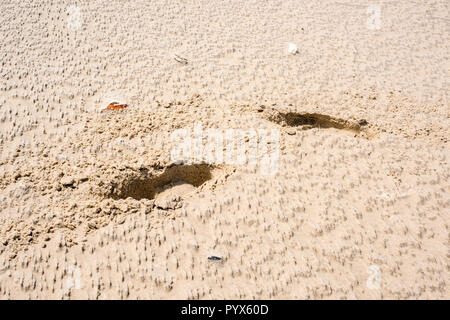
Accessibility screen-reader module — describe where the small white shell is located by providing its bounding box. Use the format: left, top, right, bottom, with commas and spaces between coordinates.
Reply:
287, 42, 299, 55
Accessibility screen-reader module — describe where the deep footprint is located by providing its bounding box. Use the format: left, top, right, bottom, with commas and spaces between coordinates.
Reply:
264, 108, 363, 132
110, 164, 217, 200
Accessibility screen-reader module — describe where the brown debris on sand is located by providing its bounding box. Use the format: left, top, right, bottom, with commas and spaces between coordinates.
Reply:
103, 102, 128, 111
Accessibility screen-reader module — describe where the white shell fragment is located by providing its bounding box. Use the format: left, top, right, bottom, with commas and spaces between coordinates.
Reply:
174, 53, 188, 64
287, 42, 299, 55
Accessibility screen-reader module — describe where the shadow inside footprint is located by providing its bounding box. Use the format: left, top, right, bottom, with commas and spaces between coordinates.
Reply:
111, 164, 214, 200
266, 110, 362, 132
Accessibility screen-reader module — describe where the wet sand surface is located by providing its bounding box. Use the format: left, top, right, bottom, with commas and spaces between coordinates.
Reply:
0, 0, 448, 299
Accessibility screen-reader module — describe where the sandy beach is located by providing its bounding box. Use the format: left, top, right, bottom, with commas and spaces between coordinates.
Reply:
0, 0, 448, 299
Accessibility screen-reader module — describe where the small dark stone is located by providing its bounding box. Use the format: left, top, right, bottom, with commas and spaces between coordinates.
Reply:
208, 256, 222, 261
359, 119, 368, 126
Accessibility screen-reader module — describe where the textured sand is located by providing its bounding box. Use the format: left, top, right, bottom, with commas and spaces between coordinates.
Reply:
0, 0, 448, 299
